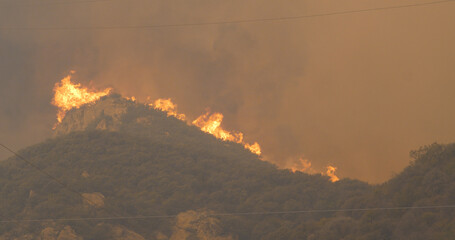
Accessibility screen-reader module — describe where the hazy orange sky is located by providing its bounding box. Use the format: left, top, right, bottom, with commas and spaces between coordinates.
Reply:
1, 0, 454, 183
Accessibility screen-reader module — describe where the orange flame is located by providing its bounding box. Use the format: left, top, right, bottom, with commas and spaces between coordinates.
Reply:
192, 112, 243, 143
150, 101, 261, 155
244, 142, 262, 155
326, 165, 339, 182
192, 111, 261, 155
289, 158, 315, 174
126, 96, 137, 102
152, 98, 186, 121
52, 72, 111, 125
149, 99, 260, 155
287, 158, 340, 182
51, 75, 261, 156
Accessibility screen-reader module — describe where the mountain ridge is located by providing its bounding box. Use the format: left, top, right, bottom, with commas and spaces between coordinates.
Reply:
0, 95, 454, 239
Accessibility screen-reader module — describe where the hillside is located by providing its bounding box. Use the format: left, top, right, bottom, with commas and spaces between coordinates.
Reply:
314, 143, 455, 240
0, 96, 454, 239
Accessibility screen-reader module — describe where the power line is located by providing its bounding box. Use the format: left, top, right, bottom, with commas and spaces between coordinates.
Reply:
1, 205, 454, 223
1, 144, 454, 224
0, 0, 454, 30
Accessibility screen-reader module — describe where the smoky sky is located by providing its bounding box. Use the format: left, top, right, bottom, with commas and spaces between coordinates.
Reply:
1, 0, 454, 183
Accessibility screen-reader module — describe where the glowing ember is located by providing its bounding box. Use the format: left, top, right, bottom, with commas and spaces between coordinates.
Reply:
152, 98, 186, 121
52, 72, 111, 125
326, 165, 340, 182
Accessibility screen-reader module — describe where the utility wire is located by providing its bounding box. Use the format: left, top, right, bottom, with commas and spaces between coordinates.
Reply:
1, 143, 454, 224
1, 205, 454, 223
0, 0, 454, 30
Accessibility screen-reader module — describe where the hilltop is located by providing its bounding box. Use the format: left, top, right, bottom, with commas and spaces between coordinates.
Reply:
0, 95, 454, 239
53, 94, 257, 158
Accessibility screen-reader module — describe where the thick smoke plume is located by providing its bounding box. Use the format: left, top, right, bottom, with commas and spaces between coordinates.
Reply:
1, 0, 454, 182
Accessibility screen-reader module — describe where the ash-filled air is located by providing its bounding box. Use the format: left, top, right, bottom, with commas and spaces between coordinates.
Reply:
1, 0, 455, 183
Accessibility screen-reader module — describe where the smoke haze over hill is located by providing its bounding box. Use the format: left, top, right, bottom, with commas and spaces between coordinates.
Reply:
1, 0, 455, 182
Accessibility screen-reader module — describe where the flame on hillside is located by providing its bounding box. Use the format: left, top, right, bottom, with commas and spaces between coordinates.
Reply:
326, 165, 339, 182
52, 72, 111, 126
244, 142, 262, 155
289, 158, 316, 174
192, 112, 244, 143
126, 96, 137, 102
149, 99, 260, 155
152, 98, 186, 121
50, 72, 337, 180
192, 112, 261, 155
287, 158, 339, 182
51, 73, 261, 156
49, 73, 340, 173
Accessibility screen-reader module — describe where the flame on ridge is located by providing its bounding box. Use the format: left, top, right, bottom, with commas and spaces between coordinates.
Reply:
244, 142, 262, 155
192, 112, 262, 155
192, 112, 243, 143
151, 98, 186, 121
50, 74, 338, 168
52, 72, 111, 126
326, 165, 339, 182
126, 96, 137, 102
51, 73, 262, 156
149, 98, 261, 155
288, 158, 316, 174
288, 158, 339, 182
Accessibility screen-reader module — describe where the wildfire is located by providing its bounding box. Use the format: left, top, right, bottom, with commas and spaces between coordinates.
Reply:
149, 99, 260, 155
126, 96, 137, 102
244, 142, 262, 155
288, 158, 315, 174
287, 158, 339, 182
151, 102, 261, 155
49, 73, 340, 175
52, 72, 111, 125
51, 72, 261, 155
192, 112, 243, 143
326, 166, 339, 182
192, 111, 261, 155
151, 98, 186, 121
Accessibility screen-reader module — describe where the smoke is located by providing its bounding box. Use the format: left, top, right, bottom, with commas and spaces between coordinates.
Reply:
1, 0, 454, 182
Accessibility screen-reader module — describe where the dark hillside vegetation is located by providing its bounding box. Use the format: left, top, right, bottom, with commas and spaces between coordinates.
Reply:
0, 97, 454, 239
0, 131, 368, 239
